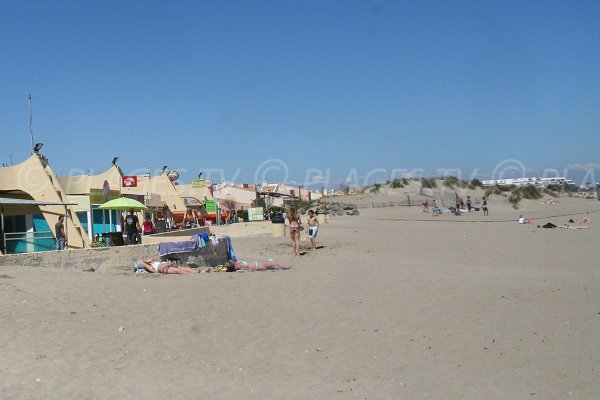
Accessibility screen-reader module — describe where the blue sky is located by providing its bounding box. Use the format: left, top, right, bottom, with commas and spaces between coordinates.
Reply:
1, 0, 599, 188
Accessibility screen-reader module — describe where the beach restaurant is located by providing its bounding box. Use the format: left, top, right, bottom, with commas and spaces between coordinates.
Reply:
0, 153, 219, 254
57, 162, 124, 240
0, 154, 90, 252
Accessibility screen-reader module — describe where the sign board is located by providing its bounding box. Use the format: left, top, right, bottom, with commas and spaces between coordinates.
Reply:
122, 175, 138, 187
202, 199, 217, 214
90, 188, 120, 204
183, 197, 202, 206
247, 207, 264, 221
191, 179, 212, 188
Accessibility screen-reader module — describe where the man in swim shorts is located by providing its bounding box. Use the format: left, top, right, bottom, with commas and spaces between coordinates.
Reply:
306, 209, 319, 250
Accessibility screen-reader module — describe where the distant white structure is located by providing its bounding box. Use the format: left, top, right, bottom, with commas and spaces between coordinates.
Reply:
482, 176, 576, 189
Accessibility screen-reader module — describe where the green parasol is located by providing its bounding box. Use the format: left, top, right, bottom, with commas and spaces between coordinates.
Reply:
98, 197, 147, 210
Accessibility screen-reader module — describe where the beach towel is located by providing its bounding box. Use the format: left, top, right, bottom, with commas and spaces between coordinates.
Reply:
193, 232, 210, 242
158, 239, 199, 256
191, 232, 210, 248
222, 235, 237, 262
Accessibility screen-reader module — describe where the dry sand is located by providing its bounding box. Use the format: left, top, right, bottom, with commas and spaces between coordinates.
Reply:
1, 195, 599, 399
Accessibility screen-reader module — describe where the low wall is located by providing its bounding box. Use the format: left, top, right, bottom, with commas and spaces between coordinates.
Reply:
0, 245, 157, 272
159, 239, 229, 268
0, 235, 229, 272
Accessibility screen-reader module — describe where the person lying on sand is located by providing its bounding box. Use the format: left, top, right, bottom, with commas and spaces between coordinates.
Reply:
558, 224, 589, 229
134, 259, 211, 274
214, 260, 293, 272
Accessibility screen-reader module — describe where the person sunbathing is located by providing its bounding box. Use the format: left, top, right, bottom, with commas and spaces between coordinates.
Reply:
134, 259, 211, 274
223, 259, 293, 272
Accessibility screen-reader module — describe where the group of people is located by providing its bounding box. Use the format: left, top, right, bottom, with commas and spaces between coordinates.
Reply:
122, 209, 156, 245
422, 196, 489, 216
134, 258, 292, 274
287, 208, 319, 256
131, 205, 322, 274
182, 209, 209, 229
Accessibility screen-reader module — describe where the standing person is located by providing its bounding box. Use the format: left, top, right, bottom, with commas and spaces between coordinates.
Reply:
466, 196, 472, 212
306, 209, 319, 250
431, 200, 440, 216
55, 215, 67, 250
142, 213, 155, 235
287, 207, 302, 256
125, 209, 141, 245
482, 197, 489, 216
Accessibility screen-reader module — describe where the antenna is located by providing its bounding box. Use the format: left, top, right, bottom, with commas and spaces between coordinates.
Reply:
28, 95, 35, 154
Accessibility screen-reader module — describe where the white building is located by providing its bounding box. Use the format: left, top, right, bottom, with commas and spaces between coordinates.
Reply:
482, 177, 576, 189
212, 182, 258, 210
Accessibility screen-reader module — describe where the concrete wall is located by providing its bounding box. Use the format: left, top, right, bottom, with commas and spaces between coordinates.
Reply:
0, 235, 229, 272
0, 245, 157, 272
158, 239, 229, 268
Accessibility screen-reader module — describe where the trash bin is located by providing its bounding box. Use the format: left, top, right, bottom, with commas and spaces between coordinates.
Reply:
271, 213, 286, 237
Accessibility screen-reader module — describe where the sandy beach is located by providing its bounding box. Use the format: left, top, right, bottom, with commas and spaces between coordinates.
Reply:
1, 194, 599, 399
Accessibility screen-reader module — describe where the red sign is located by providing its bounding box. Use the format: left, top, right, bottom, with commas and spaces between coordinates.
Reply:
122, 176, 138, 187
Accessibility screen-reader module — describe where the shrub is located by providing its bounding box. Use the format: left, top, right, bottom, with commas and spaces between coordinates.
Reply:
487, 184, 514, 196
390, 179, 404, 188
502, 185, 544, 209
421, 178, 437, 189
468, 179, 483, 189
519, 185, 543, 200
508, 193, 521, 209
236, 209, 249, 221
443, 176, 460, 189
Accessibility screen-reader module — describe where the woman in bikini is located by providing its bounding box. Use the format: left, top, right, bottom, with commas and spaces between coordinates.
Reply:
287, 207, 302, 256
134, 259, 211, 274
224, 260, 293, 271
